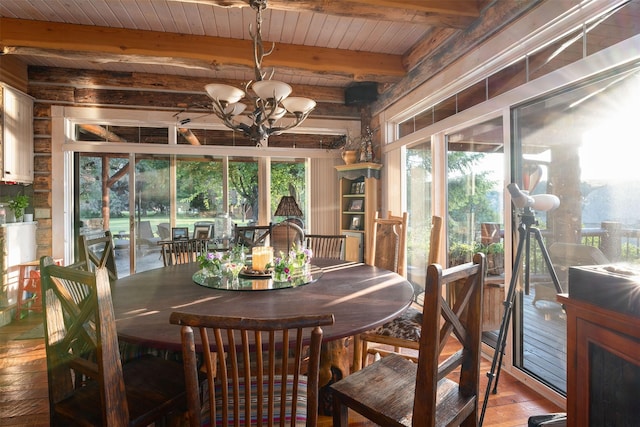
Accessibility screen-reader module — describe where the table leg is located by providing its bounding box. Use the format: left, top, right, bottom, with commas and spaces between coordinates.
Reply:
318, 337, 350, 416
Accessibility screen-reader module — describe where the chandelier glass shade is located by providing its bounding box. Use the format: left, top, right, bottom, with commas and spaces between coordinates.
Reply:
204, 0, 316, 146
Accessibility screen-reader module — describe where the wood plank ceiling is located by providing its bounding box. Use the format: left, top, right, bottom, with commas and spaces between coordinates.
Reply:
0, 0, 541, 147
0, 0, 493, 86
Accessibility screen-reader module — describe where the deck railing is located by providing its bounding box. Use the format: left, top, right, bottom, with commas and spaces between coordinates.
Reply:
504, 221, 639, 275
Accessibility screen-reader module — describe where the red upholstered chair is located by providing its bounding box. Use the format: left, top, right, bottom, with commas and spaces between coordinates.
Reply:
15, 268, 42, 319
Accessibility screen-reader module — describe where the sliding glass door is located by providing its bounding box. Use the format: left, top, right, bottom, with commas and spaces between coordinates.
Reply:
445, 117, 505, 341
512, 62, 640, 393
406, 141, 434, 291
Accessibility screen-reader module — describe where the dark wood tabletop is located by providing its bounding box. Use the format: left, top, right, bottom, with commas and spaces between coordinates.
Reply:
112, 259, 413, 352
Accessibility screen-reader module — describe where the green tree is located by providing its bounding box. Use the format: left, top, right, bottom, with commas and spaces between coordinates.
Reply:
176, 158, 223, 214
447, 151, 500, 245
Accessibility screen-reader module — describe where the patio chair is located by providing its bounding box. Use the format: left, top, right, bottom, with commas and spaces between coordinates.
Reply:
331, 253, 486, 427
169, 312, 335, 427
305, 234, 346, 260
40, 256, 189, 426
137, 220, 161, 246
157, 222, 171, 240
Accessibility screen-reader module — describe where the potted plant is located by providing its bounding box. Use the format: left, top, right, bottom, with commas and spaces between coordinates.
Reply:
449, 242, 478, 267
8, 195, 29, 222
480, 242, 505, 275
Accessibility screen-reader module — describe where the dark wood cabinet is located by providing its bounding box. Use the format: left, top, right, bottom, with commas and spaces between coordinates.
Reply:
558, 293, 640, 427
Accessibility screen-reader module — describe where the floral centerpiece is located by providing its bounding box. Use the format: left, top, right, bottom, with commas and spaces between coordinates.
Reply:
197, 245, 247, 277
197, 251, 226, 277
270, 255, 293, 282
269, 243, 313, 282
290, 243, 312, 269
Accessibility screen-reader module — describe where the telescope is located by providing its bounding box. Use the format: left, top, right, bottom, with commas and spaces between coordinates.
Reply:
507, 183, 560, 212
480, 182, 563, 425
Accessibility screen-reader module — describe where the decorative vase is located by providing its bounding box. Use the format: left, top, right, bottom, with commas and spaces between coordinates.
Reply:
341, 150, 357, 165
274, 271, 289, 282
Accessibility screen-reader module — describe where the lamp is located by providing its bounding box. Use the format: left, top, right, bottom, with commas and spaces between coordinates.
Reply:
204, 0, 316, 147
274, 196, 303, 217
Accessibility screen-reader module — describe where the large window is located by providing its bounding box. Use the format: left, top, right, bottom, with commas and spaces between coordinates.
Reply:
77, 150, 308, 277
405, 142, 434, 289
512, 63, 640, 393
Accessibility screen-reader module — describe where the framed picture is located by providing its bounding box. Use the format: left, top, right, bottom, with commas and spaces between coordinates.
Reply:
193, 224, 213, 240
349, 215, 361, 230
171, 227, 189, 240
348, 198, 364, 212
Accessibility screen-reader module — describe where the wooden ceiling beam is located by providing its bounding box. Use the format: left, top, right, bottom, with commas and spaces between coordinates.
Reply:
176, 0, 479, 28
0, 17, 405, 81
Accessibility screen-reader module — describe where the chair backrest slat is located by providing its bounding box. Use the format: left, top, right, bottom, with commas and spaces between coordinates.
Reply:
367, 211, 408, 276
305, 234, 346, 260
161, 239, 208, 266
78, 230, 118, 284
170, 312, 334, 427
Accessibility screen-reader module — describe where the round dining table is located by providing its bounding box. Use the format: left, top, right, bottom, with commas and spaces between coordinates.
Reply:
112, 259, 414, 352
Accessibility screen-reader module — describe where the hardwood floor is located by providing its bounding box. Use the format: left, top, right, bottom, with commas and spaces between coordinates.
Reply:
1, 312, 563, 426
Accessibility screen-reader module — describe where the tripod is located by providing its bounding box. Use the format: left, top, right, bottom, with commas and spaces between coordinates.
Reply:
479, 206, 562, 426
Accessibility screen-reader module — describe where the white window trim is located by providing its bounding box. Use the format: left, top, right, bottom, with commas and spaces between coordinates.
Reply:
379, 11, 640, 408
51, 106, 359, 261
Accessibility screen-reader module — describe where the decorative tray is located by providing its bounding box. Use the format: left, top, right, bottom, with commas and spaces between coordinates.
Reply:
192, 265, 323, 291
239, 267, 273, 278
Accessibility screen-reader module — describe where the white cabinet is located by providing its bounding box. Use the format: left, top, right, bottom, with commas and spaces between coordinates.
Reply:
1, 84, 34, 184
0, 222, 37, 320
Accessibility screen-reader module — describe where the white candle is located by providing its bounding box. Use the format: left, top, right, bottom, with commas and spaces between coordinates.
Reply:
252, 246, 273, 272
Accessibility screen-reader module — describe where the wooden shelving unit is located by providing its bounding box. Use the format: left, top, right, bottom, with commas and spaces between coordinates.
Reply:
335, 162, 381, 262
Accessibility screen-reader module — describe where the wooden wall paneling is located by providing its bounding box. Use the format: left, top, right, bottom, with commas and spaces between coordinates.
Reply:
27, 67, 347, 104
0, 55, 28, 93
33, 137, 51, 154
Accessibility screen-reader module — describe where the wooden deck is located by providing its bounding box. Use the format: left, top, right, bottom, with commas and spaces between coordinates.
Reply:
1, 310, 563, 426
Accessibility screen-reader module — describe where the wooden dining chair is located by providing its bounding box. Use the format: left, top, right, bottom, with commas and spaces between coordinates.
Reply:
355, 215, 443, 370
352, 211, 408, 370
169, 311, 335, 427
40, 256, 190, 426
160, 239, 208, 266
331, 253, 486, 427
233, 223, 273, 248
271, 221, 305, 256
365, 211, 408, 276
305, 234, 346, 260
78, 230, 118, 283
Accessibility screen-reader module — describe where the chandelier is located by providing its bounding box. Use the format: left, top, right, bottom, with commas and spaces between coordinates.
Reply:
204, 0, 316, 146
